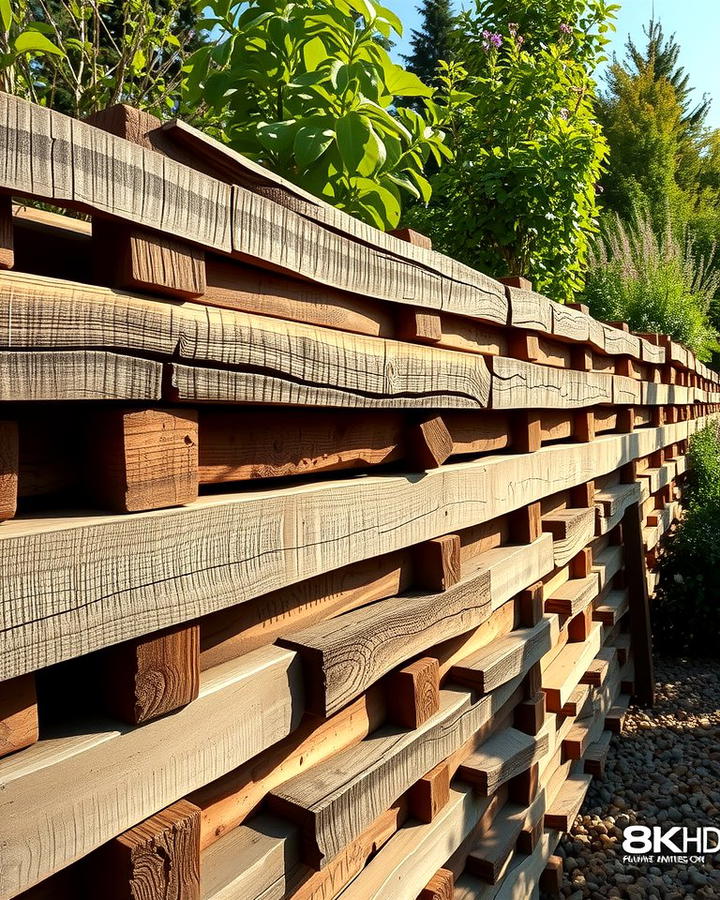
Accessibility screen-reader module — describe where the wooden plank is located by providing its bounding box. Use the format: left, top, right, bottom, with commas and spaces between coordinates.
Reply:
92, 220, 206, 299
507, 287, 552, 334
407, 415, 455, 468
87, 408, 198, 512
621, 503, 655, 706
198, 410, 404, 484
0, 271, 491, 410
339, 785, 494, 900
278, 565, 491, 717
544, 574, 599, 618
387, 658, 440, 730
584, 731, 613, 777
286, 801, 406, 900
593, 590, 629, 626
0, 93, 232, 249
193, 689, 385, 851
0, 349, 163, 401
199, 551, 410, 670
91, 800, 200, 900
0, 646, 302, 898
539, 855, 564, 897
466, 803, 525, 883
541, 508, 596, 568
409, 762, 451, 824
543, 623, 604, 713
418, 869, 455, 900
162, 117, 510, 325
0, 423, 699, 680
0, 673, 38, 758
451, 618, 553, 694
606, 694, 632, 733
491, 357, 612, 409
201, 814, 299, 900
100, 623, 200, 725
412, 534, 461, 591
0, 419, 17, 521
458, 727, 549, 796
545, 774, 593, 831
267, 679, 523, 868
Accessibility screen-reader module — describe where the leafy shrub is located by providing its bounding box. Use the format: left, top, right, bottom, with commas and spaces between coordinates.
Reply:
405, 0, 617, 302
184, 0, 454, 229
581, 206, 720, 360
653, 421, 720, 656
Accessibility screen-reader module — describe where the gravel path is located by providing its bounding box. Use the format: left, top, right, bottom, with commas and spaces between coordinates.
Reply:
551, 657, 720, 898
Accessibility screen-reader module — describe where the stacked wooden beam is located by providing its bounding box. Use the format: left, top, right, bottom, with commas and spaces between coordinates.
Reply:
0, 93, 717, 900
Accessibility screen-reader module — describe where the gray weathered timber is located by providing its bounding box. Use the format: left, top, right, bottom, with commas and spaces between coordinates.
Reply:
491, 358, 613, 409
0, 92, 231, 250
0, 349, 162, 401
268, 678, 523, 868
0, 647, 302, 900
0, 271, 491, 409
0, 419, 709, 680
279, 567, 493, 717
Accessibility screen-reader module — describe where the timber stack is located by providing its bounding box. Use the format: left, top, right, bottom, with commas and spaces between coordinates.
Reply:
0, 93, 716, 900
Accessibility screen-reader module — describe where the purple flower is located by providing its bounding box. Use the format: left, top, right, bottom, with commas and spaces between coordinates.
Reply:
482, 29, 503, 50
559, 23, 573, 34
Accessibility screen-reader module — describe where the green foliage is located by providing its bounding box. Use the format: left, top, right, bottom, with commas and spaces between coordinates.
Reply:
618, 19, 710, 133
597, 64, 687, 232
405, 0, 618, 302
0, 1, 200, 116
0, 0, 64, 96
403, 0, 458, 83
581, 206, 719, 360
654, 422, 720, 657
184, 0, 453, 230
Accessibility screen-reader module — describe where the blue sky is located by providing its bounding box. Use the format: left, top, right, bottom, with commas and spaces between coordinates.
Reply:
388, 0, 720, 129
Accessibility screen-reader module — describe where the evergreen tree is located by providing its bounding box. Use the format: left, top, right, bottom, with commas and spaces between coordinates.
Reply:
618, 19, 711, 132
403, 0, 457, 83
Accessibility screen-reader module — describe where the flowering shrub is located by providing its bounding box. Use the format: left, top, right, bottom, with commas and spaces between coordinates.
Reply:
406, 0, 619, 302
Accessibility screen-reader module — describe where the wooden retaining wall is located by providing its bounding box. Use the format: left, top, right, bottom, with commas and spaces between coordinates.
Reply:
0, 93, 717, 900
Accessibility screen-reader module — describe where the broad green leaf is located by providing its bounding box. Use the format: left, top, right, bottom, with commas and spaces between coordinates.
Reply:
14, 31, 64, 56
256, 120, 297, 157
380, 61, 433, 98
294, 124, 334, 169
336, 112, 384, 176
303, 36, 326, 72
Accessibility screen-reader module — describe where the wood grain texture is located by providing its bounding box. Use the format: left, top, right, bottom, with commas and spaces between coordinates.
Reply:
544, 574, 599, 618
0, 420, 17, 521
93, 799, 200, 900
0, 349, 163, 401
0, 420, 703, 680
267, 678, 523, 868
0, 93, 232, 250
0, 647, 302, 899
543, 623, 604, 713
408, 762, 451, 824
491, 358, 612, 410
338, 784, 494, 900
459, 727, 549, 796
0, 271, 491, 410
418, 869, 454, 900
201, 814, 299, 900
0, 673, 38, 759
198, 409, 403, 484
199, 551, 410, 670
545, 774, 592, 831
193, 689, 384, 851
465, 802, 525, 884
407, 416, 455, 468
92, 220, 206, 299
278, 565, 492, 716
386, 657, 440, 730
451, 618, 553, 695
541, 508, 596, 568
100, 623, 200, 725
87, 407, 198, 512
